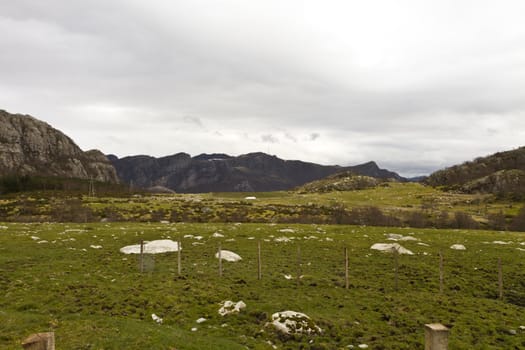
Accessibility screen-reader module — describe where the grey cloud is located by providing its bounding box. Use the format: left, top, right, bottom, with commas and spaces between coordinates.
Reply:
1, 1, 525, 177
284, 132, 297, 143
309, 133, 320, 141
182, 116, 204, 128
261, 134, 279, 144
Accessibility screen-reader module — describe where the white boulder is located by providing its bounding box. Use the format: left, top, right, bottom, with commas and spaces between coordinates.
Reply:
120, 240, 180, 254
386, 233, 418, 241
370, 243, 413, 255
271, 311, 322, 335
215, 250, 242, 262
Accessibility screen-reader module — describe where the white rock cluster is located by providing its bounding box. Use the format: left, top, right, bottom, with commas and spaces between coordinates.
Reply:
370, 243, 414, 255
271, 311, 322, 335
218, 300, 246, 316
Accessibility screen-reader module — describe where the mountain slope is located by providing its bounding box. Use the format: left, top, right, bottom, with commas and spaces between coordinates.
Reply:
0, 109, 118, 183
110, 152, 404, 193
426, 147, 525, 197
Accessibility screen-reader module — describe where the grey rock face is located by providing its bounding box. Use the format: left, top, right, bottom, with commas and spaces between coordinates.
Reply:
0, 109, 118, 183
111, 152, 404, 193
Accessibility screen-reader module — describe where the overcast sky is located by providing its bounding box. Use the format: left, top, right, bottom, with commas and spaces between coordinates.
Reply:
2, 1, 525, 177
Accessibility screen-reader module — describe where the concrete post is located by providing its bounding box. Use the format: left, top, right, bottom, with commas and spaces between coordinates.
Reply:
425, 323, 449, 350
22, 332, 55, 350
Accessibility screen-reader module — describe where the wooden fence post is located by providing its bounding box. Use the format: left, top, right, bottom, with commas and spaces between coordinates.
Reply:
218, 243, 223, 277
22, 332, 55, 350
297, 245, 302, 286
498, 257, 503, 299
439, 251, 444, 294
177, 239, 182, 276
140, 240, 144, 273
393, 246, 399, 291
257, 240, 262, 280
344, 247, 349, 289
425, 323, 449, 350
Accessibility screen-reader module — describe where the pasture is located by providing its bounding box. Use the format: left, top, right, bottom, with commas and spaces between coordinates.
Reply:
1, 222, 524, 349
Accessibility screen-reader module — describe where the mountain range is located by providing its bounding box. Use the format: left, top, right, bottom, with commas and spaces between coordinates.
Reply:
108, 153, 403, 193
3, 108, 525, 196
0, 109, 403, 192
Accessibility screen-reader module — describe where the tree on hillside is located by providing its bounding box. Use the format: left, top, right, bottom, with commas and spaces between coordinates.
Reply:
435, 211, 451, 228
452, 211, 479, 229
407, 210, 428, 228
488, 210, 506, 231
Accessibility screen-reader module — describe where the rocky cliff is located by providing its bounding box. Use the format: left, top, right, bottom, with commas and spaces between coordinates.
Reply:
110, 152, 403, 193
426, 147, 525, 198
0, 109, 118, 183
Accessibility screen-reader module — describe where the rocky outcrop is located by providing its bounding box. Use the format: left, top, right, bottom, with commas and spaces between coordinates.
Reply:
426, 147, 525, 197
0, 109, 118, 182
110, 152, 404, 193
460, 169, 525, 198
297, 171, 385, 193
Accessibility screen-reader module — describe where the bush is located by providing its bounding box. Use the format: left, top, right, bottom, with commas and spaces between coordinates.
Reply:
452, 211, 479, 229
510, 207, 525, 231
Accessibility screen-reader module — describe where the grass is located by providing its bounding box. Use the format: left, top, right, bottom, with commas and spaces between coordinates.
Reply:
1, 222, 524, 349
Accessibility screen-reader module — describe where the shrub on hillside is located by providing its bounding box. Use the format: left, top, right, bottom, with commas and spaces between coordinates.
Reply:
510, 207, 525, 231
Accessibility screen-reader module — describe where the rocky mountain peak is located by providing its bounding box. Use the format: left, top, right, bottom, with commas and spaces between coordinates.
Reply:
0, 109, 118, 183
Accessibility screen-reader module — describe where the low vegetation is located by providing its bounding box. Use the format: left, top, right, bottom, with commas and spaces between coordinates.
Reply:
1, 182, 524, 231
0, 175, 127, 196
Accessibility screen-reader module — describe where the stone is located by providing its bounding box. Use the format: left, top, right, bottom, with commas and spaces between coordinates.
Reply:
271, 310, 322, 335
370, 243, 414, 255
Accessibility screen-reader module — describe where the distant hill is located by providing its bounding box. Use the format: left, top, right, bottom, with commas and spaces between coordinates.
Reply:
426, 147, 525, 198
0, 109, 118, 183
296, 171, 387, 193
110, 153, 405, 193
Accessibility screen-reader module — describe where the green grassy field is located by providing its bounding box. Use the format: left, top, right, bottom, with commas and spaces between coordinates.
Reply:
1, 222, 524, 349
